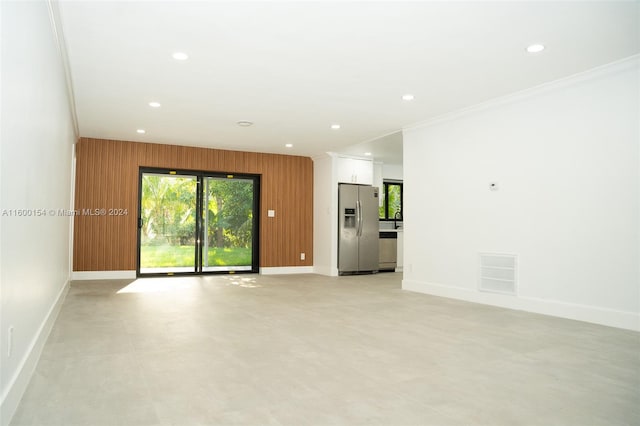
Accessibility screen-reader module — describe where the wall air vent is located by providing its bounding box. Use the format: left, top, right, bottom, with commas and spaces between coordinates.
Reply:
479, 253, 517, 295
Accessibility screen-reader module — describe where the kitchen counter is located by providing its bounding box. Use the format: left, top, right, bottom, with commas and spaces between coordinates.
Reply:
379, 219, 403, 231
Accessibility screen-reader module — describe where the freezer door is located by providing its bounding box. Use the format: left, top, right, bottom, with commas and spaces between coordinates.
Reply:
358, 186, 380, 272
338, 184, 359, 273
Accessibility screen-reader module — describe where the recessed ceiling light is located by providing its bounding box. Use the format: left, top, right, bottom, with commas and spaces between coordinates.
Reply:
172, 52, 189, 61
364, 152, 372, 156
237, 121, 253, 127
148, 101, 161, 108
331, 124, 341, 130
526, 44, 545, 53
136, 129, 146, 134
285, 143, 293, 148
402, 94, 415, 101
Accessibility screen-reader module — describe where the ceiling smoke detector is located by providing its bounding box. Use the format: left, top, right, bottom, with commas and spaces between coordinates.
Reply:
237, 121, 254, 127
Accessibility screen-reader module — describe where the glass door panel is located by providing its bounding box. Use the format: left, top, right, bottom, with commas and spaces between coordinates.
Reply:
139, 172, 198, 274
202, 176, 254, 272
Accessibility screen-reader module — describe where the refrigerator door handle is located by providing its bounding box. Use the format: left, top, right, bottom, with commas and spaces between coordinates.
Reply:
360, 201, 363, 236
356, 200, 363, 236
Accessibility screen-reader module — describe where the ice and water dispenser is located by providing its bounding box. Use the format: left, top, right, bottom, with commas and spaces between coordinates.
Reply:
343, 208, 356, 229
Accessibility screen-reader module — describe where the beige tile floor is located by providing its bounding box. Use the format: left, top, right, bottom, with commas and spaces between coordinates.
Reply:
11, 273, 640, 426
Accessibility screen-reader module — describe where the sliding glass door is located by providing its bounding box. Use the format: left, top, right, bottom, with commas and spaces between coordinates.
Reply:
202, 176, 255, 272
139, 172, 198, 274
137, 169, 259, 276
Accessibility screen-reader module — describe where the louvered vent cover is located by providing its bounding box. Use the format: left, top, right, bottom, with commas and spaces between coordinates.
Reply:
479, 253, 517, 295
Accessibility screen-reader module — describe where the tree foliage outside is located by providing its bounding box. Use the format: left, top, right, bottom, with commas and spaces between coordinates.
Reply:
140, 174, 254, 268
388, 184, 402, 218
204, 177, 253, 252
140, 175, 197, 246
379, 182, 402, 219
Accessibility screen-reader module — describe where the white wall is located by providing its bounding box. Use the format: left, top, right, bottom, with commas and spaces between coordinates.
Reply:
313, 153, 339, 276
382, 163, 403, 181
403, 57, 639, 331
0, 2, 76, 424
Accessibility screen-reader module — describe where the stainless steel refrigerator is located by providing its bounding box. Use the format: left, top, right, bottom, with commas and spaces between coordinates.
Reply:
338, 184, 379, 275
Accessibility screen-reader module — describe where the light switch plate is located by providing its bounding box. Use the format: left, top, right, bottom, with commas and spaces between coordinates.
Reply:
267, 209, 275, 217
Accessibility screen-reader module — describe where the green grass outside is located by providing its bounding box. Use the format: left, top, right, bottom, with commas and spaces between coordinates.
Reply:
141, 245, 251, 267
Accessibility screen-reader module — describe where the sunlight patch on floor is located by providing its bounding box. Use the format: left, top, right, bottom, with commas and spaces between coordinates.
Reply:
219, 275, 260, 288
116, 277, 198, 294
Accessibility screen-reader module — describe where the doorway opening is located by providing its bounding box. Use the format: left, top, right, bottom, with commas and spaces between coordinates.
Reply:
137, 168, 259, 276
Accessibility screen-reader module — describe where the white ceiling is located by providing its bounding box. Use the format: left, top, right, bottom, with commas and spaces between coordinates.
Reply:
58, 1, 638, 165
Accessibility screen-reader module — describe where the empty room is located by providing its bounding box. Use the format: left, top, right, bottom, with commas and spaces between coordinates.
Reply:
1, 1, 638, 425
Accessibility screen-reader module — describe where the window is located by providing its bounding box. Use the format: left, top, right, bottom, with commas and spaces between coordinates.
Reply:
137, 168, 260, 276
379, 181, 403, 221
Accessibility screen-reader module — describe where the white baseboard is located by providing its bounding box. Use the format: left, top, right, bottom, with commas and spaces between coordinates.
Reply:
71, 270, 136, 280
73, 269, 322, 278
312, 266, 339, 277
1, 280, 69, 426
259, 266, 314, 275
402, 279, 640, 332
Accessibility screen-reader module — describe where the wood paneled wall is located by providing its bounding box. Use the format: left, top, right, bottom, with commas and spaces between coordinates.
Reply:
73, 138, 313, 271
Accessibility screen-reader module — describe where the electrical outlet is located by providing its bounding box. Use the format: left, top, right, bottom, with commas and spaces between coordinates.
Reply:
8, 326, 14, 358
300, 253, 305, 260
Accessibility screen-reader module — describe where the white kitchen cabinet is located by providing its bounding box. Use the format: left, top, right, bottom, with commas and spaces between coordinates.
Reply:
336, 156, 373, 185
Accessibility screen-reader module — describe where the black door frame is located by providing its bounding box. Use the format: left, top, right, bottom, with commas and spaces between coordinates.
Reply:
136, 167, 260, 277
